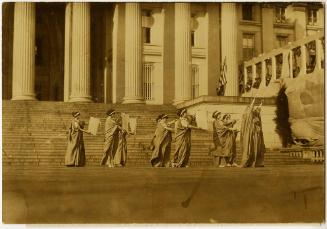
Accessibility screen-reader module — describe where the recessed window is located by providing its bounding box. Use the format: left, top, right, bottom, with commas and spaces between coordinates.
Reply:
308, 9, 318, 26
142, 27, 151, 44
242, 4, 253, 21
276, 35, 289, 48
243, 33, 255, 61
275, 6, 286, 23
191, 31, 195, 47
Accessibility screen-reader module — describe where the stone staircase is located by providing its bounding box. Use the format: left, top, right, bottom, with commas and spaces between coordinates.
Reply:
2, 100, 317, 167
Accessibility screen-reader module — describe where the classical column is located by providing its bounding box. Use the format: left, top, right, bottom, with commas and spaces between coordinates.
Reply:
12, 2, 36, 100
221, 3, 238, 96
64, 3, 72, 102
69, 3, 92, 102
123, 3, 144, 103
174, 3, 191, 104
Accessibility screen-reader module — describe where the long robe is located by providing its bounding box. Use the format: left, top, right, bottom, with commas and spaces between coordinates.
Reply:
241, 106, 265, 167
65, 120, 86, 166
100, 117, 120, 167
150, 122, 172, 167
224, 120, 238, 164
113, 130, 128, 167
172, 118, 191, 167
212, 120, 236, 158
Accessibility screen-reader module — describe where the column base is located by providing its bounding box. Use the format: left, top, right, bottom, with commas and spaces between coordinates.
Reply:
122, 97, 145, 104
12, 94, 36, 101
69, 96, 92, 102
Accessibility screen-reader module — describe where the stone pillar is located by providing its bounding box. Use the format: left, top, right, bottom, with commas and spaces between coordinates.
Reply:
64, 3, 72, 102
261, 60, 267, 88
221, 3, 238, 96
69, 3, 92, 102
293, 3, 307, 40
300, 44, 307, 75
123, 3, 144, 104
243, 65, 248, 87
289, 50, 294, 78
315, 39, 323, 71
262, 4, 274, 52
12, 2, 36, 100
272, 56, 277, 80
174, 3, 191, 104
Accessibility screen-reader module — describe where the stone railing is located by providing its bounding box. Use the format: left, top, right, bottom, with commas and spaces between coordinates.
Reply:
242, 31, 324, 97
280, 146, 324, 163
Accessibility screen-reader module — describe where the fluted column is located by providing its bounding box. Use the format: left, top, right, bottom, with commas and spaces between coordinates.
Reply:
174, 3, 191, 104
221, 3, 238, 96
64, 3, 72, 102
69, 3, 92, 102
123, 3, 144, 103
12, 2, 36, 100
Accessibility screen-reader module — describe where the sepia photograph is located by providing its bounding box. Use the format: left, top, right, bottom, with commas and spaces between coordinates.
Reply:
1, 1, 325, 225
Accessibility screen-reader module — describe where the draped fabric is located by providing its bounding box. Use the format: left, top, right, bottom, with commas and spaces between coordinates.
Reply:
211, 120, 237, 159
241, 105, 265, 167
113, 130, 128, 167
65, 120, 86, 166
150, 122, 172, 167
100, 117, 120, 167
172, 118, 191, 167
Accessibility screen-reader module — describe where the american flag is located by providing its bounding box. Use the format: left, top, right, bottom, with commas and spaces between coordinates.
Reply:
219, 56, 227, 87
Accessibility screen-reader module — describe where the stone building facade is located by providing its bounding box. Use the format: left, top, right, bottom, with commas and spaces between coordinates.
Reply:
2, 2, 324, 104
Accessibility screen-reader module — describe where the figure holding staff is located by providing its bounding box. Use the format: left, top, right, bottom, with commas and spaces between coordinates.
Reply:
241, 98, 265, 167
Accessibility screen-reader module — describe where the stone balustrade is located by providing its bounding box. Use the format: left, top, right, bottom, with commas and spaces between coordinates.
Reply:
242, 31, 324, 97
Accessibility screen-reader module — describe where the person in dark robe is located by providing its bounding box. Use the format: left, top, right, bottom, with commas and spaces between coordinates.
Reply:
150, 114, 174, 168
241, 99, 265, 167
113, 113, 134, 167
65, 111, 91, 167
172, 109, 200, 168
100, 109, 121, 167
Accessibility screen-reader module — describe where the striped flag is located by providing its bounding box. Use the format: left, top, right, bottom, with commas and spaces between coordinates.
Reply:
220, 56, 227, 86
217, 56, 227, 95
